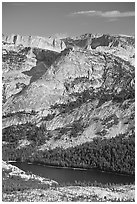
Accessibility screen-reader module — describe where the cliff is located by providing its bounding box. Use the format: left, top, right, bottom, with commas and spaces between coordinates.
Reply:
2, 32, 135, 202
2, 33, 135, 149
2, 34, 66, 52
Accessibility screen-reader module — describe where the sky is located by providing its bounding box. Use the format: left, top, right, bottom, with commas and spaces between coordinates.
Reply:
2, 2, 135, 38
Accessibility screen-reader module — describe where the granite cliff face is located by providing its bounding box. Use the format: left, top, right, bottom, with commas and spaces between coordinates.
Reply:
2, 33, 135, 150
63, 33, 135, 65
2, 34, 66, 52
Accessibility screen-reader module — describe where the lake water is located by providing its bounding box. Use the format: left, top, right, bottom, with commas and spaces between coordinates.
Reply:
11, 162, 135, 185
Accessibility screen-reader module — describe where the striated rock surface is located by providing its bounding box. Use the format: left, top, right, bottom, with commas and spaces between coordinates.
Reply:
2, 34, 66, 52
2, 33, 135, 150
2, 44, 60, 102
63, 33, 135, 65
2, 33, 135, 202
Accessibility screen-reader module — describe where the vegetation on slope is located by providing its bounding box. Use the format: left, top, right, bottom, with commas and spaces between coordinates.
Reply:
2, 122, 135, 175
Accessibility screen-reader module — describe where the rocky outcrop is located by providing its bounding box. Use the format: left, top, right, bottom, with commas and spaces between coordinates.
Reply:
2, 161, 135, 202
3, 48, 134, 112
2, 33, 135, 150
2, 34, 66, 52
2, 161, 57, 185
2, 33, 135, 203
2, 43, 60, 103
2, 162, 135, 202
63, 34, 135, 65
63, 33, 135, 49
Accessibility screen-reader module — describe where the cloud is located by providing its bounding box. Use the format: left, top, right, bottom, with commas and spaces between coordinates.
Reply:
71, 10, 135, 18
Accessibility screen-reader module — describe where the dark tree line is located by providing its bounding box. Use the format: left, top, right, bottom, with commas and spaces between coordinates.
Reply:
30, 133, 134, 175
2, 123, 135, 175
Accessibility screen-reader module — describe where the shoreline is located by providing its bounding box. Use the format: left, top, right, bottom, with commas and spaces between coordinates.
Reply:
8, 160, 135, 178
3, 161, 135, 202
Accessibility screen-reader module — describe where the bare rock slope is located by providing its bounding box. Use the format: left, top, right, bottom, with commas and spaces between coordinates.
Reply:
2, 33, 135, 150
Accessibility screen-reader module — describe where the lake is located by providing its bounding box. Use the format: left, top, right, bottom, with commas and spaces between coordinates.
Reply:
10, 162, 135, 185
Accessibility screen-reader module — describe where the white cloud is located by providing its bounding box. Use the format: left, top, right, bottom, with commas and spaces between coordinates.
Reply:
72, 10, 96, 15
71, 10, 135, 18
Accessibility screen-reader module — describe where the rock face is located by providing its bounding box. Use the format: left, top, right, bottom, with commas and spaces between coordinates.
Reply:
63, 33, 135, 65
2, 42, 60, 102
2, 33, 135, 149
2, 34, 66, 52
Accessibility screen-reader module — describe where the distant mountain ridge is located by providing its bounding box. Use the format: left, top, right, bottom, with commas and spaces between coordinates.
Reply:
2, 34, 66, 52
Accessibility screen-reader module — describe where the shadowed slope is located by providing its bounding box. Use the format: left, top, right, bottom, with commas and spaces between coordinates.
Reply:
2, 33, 135, 150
